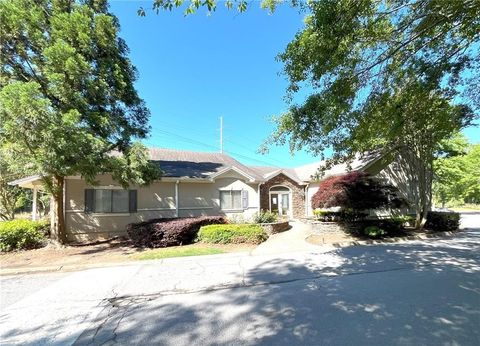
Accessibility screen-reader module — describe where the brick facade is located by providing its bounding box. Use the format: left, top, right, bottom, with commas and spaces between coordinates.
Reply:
259, 173, 306, 219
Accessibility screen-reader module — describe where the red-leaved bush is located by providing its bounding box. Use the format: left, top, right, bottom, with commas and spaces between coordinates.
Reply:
126, 216, 227, 248
311, 172, 406, 211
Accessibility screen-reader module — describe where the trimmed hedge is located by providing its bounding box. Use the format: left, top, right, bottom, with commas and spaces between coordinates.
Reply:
0, 219, 49, 251
198, 224, 268, 244
126, 216, 226, 248
425, 211, 460, 232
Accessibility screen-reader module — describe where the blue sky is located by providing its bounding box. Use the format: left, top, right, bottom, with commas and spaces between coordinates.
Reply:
109, 1, 479, 168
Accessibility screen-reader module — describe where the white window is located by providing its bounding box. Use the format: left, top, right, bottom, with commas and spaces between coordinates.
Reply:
220, 190, 242, 210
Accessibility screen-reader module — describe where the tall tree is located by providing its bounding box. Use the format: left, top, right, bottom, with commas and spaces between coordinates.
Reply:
434, 134, 480, 206
147, 0, 479, 227
0, 0, 160, 242
262, 0, 479, 227
0, 156, 23, 221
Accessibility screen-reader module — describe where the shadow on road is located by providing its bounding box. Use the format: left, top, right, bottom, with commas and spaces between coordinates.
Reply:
66, 230, 480, 346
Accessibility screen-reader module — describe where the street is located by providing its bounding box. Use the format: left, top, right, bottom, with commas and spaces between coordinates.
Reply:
1, 214, 479, 346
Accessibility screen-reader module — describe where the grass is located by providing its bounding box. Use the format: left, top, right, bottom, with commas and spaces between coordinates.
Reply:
131, 245, 226, 260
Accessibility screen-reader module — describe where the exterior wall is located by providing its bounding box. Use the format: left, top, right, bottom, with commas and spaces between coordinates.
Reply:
306, 182, 320, 216
176, 178, 259, 218
212, 178, 260, 220
65, 175, 177, 242
365, 151, 419, 215
64, 174, 260, 242
260, 174, 306, 219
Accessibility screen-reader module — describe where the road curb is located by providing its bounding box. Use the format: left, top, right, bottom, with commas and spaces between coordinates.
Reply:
306, 230, 461, 248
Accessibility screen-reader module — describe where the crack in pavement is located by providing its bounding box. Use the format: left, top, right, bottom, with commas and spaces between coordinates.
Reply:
85, 261, 443, 307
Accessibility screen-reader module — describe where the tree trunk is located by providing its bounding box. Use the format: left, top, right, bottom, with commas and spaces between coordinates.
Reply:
50, 176, 67, 243
414, 158, 433, 230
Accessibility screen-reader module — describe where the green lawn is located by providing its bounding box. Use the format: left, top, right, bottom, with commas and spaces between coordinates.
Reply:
131, 245, 226, 260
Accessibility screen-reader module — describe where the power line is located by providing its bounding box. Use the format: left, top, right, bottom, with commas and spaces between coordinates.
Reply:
225, 150, 282, 168
147, 127, 284, 167
149, 119, 217, 136
149, 127, 218, 150
224, 138, 289, 167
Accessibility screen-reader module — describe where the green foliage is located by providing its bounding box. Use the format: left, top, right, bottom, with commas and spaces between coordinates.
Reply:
434, 137, 480, 206
0, 0, 159, 187
313, 209, 368, 222
197, 224, 268, 244
0, 219, 48, 251
139, 0, 286, 16
363, 226, 385, 239
0, 0, 161, 240
391, 215, 415, 225
252, 210, 278, 224
425, 211, 460, 233
0, 157, 24, 220
132, 246, 225, 260
261, 0, 479, 227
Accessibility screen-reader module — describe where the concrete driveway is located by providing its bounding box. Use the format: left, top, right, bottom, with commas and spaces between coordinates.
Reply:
1, 214, 479, 345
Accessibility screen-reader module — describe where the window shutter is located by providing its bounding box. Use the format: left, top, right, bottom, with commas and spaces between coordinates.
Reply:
85, 189, 94, 213
129, 190, 137, 213
242, 190, 248, 209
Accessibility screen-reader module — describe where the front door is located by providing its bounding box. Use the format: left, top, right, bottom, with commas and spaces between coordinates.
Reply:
270, 192, 290, 217
270, 193, 279, 214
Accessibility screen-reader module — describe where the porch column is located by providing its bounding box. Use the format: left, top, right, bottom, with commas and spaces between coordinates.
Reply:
32, 186, 38, 221
257, 183, 263, 213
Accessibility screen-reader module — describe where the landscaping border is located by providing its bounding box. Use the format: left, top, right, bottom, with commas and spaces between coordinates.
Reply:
260, 221, 290, 235
306, 230, 462, 248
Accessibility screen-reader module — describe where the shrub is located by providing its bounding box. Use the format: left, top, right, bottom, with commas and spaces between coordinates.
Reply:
425, 211, 460, 232
252, 210, 278, 224
391, 215, 416, 225
197, 224, 268, 244
311, 172, 406, 211
227, 214, 248, 224
363, 226, 386, 239
347, 218, 406, 238
313, 209, 368, 222
0, 219, 48, 251
126, 216, 227, 248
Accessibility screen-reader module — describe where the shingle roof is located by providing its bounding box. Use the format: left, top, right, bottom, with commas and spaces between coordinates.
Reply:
293, 153, 380, 181
149, 149, 381, 183
148, 148, 264, 181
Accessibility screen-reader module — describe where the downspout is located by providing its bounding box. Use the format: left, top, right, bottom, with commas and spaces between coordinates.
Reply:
175, 180, 179, 218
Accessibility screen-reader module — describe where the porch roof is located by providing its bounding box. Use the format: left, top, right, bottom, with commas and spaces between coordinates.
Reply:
8, 175, 44, 189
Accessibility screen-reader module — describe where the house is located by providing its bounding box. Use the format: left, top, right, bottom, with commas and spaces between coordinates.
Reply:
10, 148, 417, 242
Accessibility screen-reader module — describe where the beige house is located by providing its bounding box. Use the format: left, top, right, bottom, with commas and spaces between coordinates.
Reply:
10, 148, 414, 242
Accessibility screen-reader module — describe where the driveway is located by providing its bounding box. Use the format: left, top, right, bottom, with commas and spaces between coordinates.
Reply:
1, 214, 479, 345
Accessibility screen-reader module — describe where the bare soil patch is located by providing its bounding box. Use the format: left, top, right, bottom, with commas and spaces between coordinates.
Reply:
0, 239, 254, 274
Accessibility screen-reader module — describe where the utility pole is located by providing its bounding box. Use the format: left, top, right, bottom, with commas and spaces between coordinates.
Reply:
219, 116, 223, 153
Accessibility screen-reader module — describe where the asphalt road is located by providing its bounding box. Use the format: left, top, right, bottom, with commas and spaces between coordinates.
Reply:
1, 214, 479, 346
